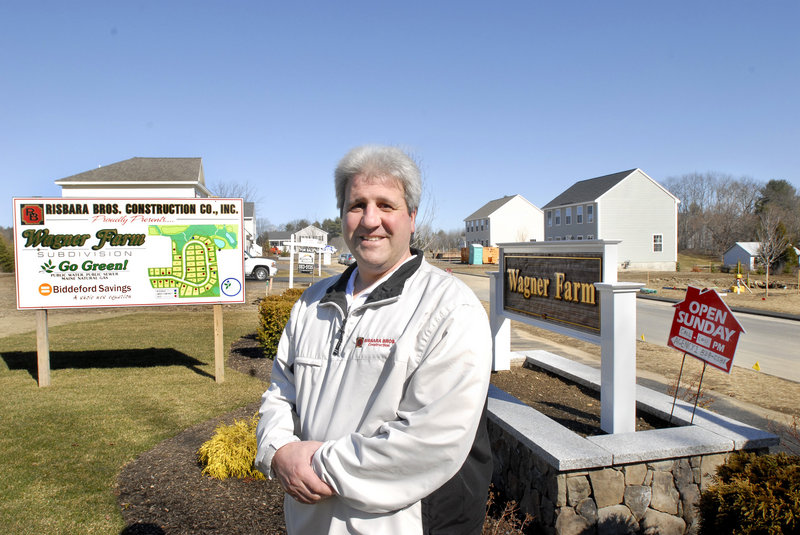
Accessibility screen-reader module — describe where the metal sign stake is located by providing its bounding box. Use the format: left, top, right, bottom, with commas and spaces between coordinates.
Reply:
669, 353, 687, 424
691, 362, 707, 424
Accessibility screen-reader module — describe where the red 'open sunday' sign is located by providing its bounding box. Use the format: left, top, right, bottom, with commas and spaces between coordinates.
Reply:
667, 286, 745, 373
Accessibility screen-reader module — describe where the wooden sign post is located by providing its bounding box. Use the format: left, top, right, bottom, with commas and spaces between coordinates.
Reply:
213, 304, 224, 383
36, 310, 51, 387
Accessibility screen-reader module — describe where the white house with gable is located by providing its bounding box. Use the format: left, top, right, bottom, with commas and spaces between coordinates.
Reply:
464, 194, 544, 247
269, 225, 329, 251
543, 169, 679, 271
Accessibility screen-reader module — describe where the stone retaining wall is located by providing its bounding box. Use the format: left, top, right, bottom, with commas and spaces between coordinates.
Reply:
487, 351, 779, 534
489, 416, 738, 535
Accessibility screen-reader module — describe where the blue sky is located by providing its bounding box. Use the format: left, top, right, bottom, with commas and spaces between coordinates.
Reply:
2, 1, 798, 231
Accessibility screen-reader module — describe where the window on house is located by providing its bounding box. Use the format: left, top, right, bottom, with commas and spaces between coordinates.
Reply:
586, 205, 593, 223
565, 207, 571, 225
577, 235, 583, 240
653, 234, 663, 253
547, 211, 552, 227
555, 209, 561, 225
587, 234, 594, 240
576, 206, 583, 224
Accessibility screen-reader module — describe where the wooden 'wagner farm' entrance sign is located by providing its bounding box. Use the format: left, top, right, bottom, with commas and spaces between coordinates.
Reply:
491, 241, 644, 434
503, 252, 603, 336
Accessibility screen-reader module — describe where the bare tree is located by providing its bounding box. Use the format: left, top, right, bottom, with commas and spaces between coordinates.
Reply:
209, 180, 264, 204
756, 208, 790, 297
410, 184, 437, 253
665, 173, 717, 252
411, 222, 437, 253
665, 172, 765, 255
705, 175, 761, 254
256, 217, 276, 233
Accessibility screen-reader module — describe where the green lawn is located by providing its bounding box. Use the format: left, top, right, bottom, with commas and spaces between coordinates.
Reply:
0, 308, 266, 534
678, 250, 722, 270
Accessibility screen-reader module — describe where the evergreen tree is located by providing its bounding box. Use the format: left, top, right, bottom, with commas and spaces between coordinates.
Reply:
0, 235, 15, 273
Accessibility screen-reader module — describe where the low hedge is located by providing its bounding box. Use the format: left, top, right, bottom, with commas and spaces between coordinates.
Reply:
698, 451, 800, 535
256, 288, 304, 359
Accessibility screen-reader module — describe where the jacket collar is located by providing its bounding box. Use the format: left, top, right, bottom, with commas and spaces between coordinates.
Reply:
321, 248, 424, 309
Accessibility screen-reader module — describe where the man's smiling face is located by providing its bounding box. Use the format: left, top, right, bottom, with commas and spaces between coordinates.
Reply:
342, 174, 416, 286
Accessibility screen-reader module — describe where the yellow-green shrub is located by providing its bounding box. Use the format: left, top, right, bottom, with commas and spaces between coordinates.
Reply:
257, 288, 304, 359
698, 451, 800, 535
197, 415, 265, 480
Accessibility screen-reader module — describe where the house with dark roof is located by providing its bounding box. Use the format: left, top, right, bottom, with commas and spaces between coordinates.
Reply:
54, 157, 262, 255
464, 194, 543, 247
543, 169, 679, 270
55, 157, 212, 198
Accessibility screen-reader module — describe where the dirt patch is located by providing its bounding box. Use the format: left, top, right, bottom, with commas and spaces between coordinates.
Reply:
618, 270, 800, 316
508, 318, 800, 419
490, 363, 670, 436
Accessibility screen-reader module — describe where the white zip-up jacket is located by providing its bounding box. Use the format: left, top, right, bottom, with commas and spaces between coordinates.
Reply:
255, 252, 493, 534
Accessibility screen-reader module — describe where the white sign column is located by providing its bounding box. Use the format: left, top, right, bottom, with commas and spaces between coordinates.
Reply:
596, 282, 643, 434
489, 271, 510, 371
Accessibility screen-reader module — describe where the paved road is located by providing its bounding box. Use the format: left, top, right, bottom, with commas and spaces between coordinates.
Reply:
636, 298, 800, 383
451, 271, 800, 383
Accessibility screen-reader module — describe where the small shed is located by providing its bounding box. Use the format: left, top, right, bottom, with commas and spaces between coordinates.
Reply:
722, 242, 760, 271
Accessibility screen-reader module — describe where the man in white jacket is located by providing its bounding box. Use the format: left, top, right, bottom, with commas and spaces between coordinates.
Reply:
255, 145, 493, 534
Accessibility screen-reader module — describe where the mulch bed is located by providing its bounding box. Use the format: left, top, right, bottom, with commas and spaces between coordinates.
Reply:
116, 335, 285, 534
116, 334, 667, 534
491, 363, 668, 436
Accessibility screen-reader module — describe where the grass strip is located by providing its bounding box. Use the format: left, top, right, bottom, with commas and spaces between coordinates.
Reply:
0, 307, 266, 534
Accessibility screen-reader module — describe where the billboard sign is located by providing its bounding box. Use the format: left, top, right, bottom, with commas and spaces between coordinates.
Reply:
13, 198, 245, 309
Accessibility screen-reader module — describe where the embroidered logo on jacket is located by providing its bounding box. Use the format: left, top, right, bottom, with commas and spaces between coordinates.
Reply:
355, 337, 395, 348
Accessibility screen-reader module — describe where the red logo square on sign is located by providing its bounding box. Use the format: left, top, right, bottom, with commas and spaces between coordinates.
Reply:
20, 204, 44, 225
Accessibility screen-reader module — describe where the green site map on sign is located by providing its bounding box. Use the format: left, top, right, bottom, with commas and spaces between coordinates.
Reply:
147, 224, 239, 298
